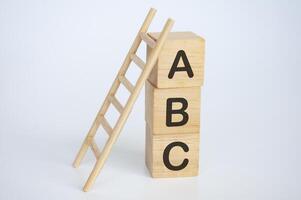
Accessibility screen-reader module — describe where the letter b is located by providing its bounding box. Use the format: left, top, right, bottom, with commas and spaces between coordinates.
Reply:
166, 98, 189, 127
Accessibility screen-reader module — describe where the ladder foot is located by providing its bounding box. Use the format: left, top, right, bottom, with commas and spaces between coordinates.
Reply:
83, 179, 93, 192
72, 162, 80, 168
83, 186, 89, 192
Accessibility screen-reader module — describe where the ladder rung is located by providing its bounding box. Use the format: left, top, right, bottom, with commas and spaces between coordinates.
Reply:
140, 32, 156, 48
100, 116, 113, 135
90, 139, 101, 158
108, 96, 124, 113
130, 54, 145, 70
118, 76, 134, 93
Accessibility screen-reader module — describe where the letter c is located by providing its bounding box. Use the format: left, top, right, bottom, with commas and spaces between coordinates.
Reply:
163, 141, 189, 171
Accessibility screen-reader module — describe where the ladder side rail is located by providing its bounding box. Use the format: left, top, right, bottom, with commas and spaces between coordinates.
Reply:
83, 19, 174, 192
72, 8, 157, 168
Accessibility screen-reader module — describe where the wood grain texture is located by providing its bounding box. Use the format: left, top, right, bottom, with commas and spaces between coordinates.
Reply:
147, 32, 205, 88
145, 124, 199, 178
145, 81, 201, 134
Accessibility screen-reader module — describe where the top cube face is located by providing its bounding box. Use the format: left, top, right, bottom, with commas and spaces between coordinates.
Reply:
147, 32, 205, 88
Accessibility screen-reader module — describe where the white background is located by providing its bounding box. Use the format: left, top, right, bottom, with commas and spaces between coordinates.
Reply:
0, 0, 300, 199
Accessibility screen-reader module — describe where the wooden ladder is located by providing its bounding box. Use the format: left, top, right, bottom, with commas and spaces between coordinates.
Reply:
72, 8, 174, 192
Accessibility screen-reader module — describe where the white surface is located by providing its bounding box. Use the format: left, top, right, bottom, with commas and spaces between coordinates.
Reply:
0, 0, 300, 199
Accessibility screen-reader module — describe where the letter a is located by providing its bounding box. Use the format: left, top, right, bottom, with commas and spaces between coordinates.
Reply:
168, 50, 194, 79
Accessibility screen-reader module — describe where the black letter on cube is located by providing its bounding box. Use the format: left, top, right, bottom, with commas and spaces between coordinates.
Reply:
166, 98, 189, 127
163, 141, 189, 171
168, 50, 194, 79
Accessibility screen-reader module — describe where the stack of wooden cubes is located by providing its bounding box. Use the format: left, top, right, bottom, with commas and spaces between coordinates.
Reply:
145, 32, 205, 177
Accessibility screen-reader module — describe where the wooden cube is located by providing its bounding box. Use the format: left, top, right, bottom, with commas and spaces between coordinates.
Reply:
145, 124, 199, 178
145, 81, 200, 135
147, 32, 205, 88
